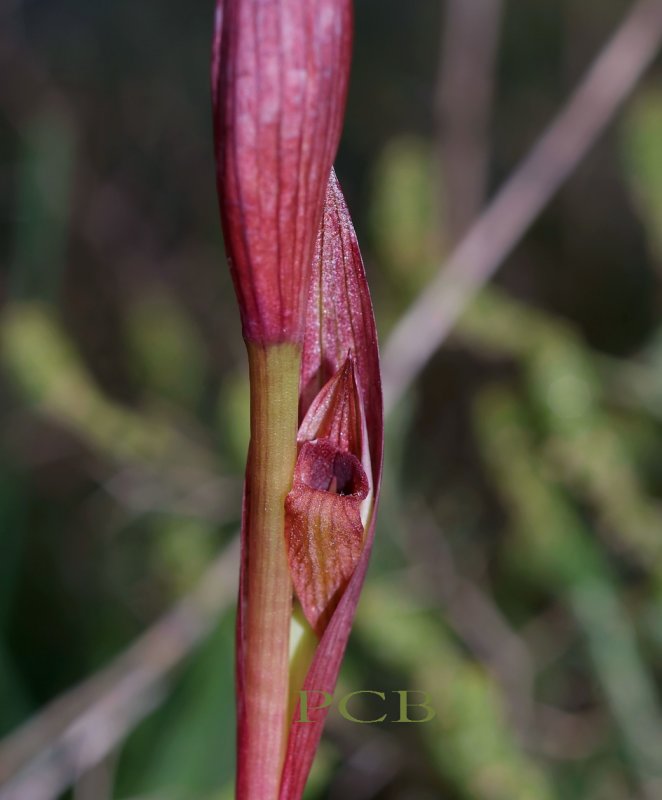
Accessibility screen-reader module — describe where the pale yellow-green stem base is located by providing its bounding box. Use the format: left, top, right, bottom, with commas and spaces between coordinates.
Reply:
288, 602, 319, 726
242, 342, 300, 800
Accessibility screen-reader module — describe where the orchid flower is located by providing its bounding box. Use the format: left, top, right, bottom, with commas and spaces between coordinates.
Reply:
212, 2, 382, 798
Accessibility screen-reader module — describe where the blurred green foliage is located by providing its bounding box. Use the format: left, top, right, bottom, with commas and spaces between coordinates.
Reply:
623, 89, 662, 262
1, 1, 662, 799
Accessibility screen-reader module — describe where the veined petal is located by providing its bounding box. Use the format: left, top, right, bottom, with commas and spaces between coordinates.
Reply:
300, 171, 382, 476
212, 0, 353, 345
286, 358, 370, 637
285, 440, 368, 636
298, 354, 362, 455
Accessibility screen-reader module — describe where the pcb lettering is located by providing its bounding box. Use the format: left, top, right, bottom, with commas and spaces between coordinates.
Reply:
297, 690, 436, 724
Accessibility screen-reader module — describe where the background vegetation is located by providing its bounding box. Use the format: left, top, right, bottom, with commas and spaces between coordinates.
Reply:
1, 1, 662, 798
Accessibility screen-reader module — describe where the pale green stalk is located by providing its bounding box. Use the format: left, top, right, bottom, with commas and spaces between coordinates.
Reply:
243, 342, 300, 799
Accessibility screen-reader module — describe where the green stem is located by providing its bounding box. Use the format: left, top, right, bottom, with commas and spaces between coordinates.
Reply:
288, 602, 319, 725
242, 342, 300, 799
